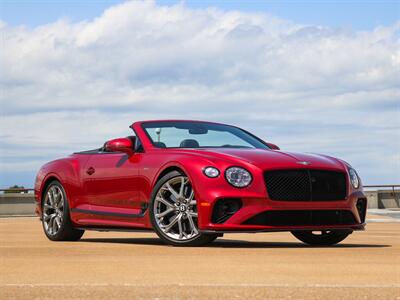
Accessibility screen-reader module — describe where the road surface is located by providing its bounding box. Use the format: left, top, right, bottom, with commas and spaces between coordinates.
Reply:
1, 216, 399, 299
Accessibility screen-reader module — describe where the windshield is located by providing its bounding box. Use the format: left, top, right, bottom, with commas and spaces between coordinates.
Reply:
142, 121, 269, 149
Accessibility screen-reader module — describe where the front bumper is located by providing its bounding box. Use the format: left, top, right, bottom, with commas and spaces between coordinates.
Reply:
196, 188, 367, 232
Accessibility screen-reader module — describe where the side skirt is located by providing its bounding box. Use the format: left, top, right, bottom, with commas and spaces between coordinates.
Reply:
77, 227, 154, 233
70, 208, 146, 218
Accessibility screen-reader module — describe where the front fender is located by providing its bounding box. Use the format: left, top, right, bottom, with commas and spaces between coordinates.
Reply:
34, 156, 89, 216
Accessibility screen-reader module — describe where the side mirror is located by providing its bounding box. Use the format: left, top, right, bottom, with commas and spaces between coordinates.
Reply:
105, 137, 134, 155
266, 142, 280, 150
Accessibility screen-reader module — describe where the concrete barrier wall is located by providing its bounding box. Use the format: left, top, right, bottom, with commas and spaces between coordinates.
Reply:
364, 190, 400, 209
376, 190, 400, 209
365, 191, 379, 209
0, 189, 398, 216
0, 194, 35, 216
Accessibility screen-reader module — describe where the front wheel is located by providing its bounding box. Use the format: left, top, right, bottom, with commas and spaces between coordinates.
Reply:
150, 171, 219, 246
291, 230, 351, 246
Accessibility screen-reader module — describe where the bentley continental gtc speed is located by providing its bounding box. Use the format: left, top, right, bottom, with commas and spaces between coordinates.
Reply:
35, 120, 367, 246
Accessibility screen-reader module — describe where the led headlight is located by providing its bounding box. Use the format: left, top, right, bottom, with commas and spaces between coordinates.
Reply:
203, 167, 220, 178
349, 168, 359, 189
225, 167, 252, 187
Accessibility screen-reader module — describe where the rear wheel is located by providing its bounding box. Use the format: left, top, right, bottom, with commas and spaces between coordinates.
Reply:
150, 171, 219, 246
42, 181, 84, 241
291, 230, 351, 246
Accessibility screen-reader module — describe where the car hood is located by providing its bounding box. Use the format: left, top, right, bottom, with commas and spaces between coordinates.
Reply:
177, 148, 346, 171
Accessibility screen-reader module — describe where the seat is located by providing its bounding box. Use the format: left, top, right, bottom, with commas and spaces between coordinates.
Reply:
154, 142, 167, 148
179, 139, 200, 148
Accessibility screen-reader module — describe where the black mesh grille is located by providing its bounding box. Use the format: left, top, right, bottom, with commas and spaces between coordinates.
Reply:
243, 210, 356, 226
264, 169, 346, 201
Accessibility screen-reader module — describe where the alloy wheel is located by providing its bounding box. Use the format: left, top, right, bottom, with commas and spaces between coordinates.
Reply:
43, 185, 64, 236
153, 176, 199, 241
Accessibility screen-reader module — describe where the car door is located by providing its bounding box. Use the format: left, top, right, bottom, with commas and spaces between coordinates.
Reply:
82, 150, 143, 216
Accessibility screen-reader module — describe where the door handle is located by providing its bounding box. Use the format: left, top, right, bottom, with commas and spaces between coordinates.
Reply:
86, 167, 95, 175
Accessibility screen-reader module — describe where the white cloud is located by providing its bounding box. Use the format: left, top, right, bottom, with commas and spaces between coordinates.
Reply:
0, 0, 399, 186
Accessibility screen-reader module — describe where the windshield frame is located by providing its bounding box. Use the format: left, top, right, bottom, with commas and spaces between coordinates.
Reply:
140, 121, 271, 150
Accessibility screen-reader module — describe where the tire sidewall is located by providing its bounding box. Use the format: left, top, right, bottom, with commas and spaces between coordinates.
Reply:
291, 230, 351, 246
42, 181, 71, 241
149, 171, 214, 246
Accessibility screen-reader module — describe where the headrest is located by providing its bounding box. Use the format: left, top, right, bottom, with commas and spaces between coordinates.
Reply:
179, 139, 200, 148
154, 142, 167, 148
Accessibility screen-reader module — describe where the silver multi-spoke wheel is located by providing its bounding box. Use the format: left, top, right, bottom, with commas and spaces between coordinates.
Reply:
153, 176, 199, 241
43, 185, 64, 236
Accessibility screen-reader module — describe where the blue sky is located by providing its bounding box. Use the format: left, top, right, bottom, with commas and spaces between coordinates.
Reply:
0, 0, 399, 188
1, 0, 398, 29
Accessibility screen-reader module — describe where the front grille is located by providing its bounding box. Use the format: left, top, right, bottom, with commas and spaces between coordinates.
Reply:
264, 169, 347, 201
243, 210, 356, 226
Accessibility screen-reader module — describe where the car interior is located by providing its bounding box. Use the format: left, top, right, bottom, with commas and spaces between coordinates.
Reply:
152, 139, 201, 148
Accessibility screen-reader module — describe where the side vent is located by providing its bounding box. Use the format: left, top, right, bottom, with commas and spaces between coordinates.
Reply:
211, 198, 242, 224
356, 198, 367, 223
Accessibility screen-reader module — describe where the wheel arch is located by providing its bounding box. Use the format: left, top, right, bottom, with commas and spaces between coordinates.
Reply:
40, 174, 62, 206
154, 165, 186, 184
152, 162, 202, 195
151, 157, 214, 200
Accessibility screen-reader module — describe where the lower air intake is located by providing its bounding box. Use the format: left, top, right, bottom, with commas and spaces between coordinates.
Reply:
356, 198, 367, 223
211, 198, 242, 224
243, 210, 357, 226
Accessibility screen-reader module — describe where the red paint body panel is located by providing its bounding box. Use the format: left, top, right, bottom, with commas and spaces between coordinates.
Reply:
35, 120, 366, 232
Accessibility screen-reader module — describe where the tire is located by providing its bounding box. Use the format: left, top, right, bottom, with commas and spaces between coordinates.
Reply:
42, 181, 84, 241
291, 230, 351, 246
150, 170, 219, 246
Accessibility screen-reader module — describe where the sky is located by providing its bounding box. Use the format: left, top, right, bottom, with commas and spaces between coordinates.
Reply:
1, 1, 399, 29
0, 0, 399, 187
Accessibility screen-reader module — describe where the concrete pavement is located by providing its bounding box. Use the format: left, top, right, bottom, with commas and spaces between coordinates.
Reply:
1, 216, 399, 299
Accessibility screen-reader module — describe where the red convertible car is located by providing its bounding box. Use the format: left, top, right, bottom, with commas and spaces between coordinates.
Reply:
35, 120, 366, 246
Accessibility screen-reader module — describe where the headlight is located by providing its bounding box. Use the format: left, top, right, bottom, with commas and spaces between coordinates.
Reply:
349, 168, 359, 189
203, 167, 220, 178
225, 167, 252, 187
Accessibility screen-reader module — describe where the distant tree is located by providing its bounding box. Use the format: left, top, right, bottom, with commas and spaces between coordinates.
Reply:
4, 185, 27, 194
